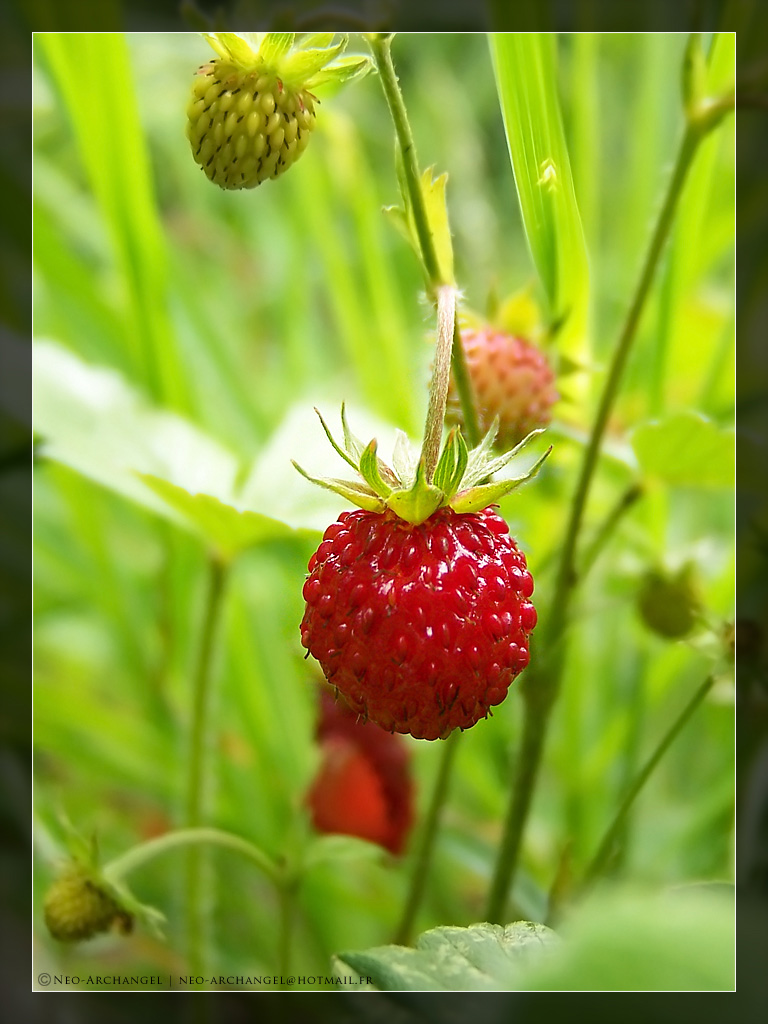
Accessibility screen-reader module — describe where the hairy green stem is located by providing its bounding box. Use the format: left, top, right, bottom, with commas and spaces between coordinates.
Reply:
103, 827, 279, 885
422, 286, 457, 479
582, 675, 716, 885
368, 33, 481, 448
184, 556, 228, 980
277, 871, 298, 987
485, 119, 711, 924
393, 729, 461, 945
579, 483, 644, 579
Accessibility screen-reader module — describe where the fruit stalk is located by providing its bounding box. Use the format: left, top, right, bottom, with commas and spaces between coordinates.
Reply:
393, 729, 461, 945
582, 674, 716, 886
421, 286, 456, 479
485, 115, 718, 923
103, 827, 279, 884
184, 555, 228, 979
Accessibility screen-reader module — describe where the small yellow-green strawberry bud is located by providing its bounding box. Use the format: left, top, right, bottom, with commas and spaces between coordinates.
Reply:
43, 862, 127, 942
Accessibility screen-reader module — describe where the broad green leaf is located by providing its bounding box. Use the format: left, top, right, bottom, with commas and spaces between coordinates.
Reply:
336, 922, 557, 991
138, 475, 302, 560
489, 33, 589, 401
303, 834, 387, 872
33, 340, 314, 553
520, 887, 734, 991
631, 412, 734, 488
34, 339, 239, 521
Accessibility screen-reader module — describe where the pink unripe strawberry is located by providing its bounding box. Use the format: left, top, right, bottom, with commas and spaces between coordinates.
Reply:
448, 327, 558, 448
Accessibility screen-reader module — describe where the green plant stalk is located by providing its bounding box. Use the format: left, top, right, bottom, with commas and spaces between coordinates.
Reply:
277, 871, 298, 988
393, 728, 461, 945
367, 33, 481, 448
485, 119, 712, 925
103, 827, 279, 885
368, 33, 483, 944
184, 555, 228, 980
582, 674, 716, 885
578, 483, 644, 579
421, 286, 457, 479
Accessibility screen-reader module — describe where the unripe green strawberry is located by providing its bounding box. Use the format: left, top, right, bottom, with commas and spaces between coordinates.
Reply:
637, 563, 703, 639
43, 862, 126, 942
186, 63, 315, 189
186, 33, 370, 191
447, 326, 558, 449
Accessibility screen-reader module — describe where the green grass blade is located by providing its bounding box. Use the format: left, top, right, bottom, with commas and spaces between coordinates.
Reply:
489, 33, 589, 398
35, 33, 190, 412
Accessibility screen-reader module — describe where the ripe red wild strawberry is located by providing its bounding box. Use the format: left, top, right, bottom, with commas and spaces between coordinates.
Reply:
295, 404, 549, 741
307, 688, 414, 853
448, 325, 558, 449
186, 33, 369, 190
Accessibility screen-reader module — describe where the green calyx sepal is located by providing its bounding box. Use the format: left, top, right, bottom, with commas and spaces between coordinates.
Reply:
201, 32, 371, 91
292, 407, 551, 526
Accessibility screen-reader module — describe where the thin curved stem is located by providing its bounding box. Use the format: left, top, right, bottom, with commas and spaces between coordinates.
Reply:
393, 728, 461, 945
184, 556, 228, 978
277, 873, 298, 987
103, 826, 279, 885
582, 675, 716, 886
485, 119, 711, 925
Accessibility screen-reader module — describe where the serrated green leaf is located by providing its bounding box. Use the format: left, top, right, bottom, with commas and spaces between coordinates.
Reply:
631, 412, 734, 488
382, 204, 412, 248
303, 834, 387, 872
490, 33, 589, 399
33, 339, 241, 523
336, 921, 557, 992
520, 888, 734, 991
138, 475, 301, 560
420, 168, 454, 284
392, 164, 454, 285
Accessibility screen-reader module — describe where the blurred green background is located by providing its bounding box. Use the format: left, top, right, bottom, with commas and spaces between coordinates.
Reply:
32, 32, 735, 990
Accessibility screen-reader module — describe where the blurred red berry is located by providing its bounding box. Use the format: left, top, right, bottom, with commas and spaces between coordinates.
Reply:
306, 689, 414, 855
